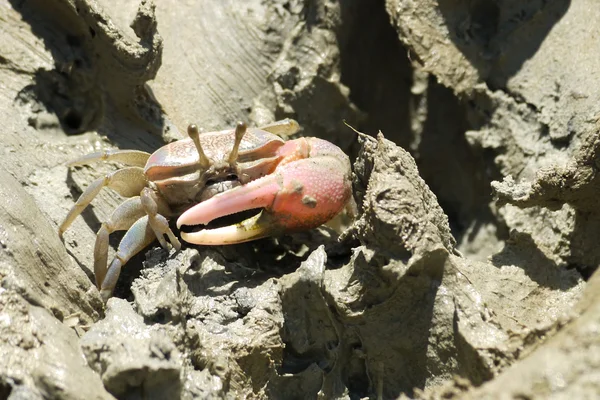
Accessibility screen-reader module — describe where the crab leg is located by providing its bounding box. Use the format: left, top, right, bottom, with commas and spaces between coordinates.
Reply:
99, 216, 155, 302
259, 119, 300, 137
177, 138, 351, 244
67, 149, 150, 167
59, 167, 147, 237
98, 188, 180, 302
140, 187, 181, 252
94, 197, 146, 288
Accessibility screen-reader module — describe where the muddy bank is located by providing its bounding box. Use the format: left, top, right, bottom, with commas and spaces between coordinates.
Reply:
0, 0, 598, 399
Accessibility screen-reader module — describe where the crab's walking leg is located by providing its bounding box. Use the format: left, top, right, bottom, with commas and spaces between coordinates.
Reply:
98, 188, 180, 302
67, 149, 150, 167
59, 167, 147, 237
259, 119, 300, 137
140, 187, 181, 252
94, 197, 146, 289
99, 216, 155, 302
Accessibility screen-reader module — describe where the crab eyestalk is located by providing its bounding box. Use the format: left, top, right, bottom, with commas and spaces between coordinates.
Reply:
227, 121, 247, 164
187, 124, 212, 169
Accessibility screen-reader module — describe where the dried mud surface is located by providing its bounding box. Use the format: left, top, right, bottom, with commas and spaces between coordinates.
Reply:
0, 0, 598, 399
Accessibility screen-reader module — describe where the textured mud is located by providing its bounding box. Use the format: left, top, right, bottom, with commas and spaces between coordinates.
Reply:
0, 0, 599, 399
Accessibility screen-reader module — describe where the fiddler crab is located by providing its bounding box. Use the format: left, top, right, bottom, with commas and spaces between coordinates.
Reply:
59, 119, 352, 302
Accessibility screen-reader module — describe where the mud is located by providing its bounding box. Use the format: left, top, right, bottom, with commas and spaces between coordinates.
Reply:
0, 0, 599, 399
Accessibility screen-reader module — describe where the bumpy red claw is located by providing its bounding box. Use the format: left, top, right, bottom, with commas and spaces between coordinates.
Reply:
177, 135, 352, 244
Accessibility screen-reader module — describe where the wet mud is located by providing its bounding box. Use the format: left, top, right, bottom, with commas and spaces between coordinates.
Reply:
0, 0, 598, 399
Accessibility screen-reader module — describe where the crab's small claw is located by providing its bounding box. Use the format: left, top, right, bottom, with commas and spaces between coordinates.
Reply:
176, 137, 352, 245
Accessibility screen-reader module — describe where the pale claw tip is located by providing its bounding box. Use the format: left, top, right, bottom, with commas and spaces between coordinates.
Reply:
180, 212, 273, 245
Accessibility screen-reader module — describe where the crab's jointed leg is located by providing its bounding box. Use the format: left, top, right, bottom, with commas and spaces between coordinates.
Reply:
258, 118, 300, 137
59, 167, 147, 237
67, 149, 150, 168
98, 188, 180, 302
141, 188, 181, 252
94, 196, 146, 288
99, 216, 154, 302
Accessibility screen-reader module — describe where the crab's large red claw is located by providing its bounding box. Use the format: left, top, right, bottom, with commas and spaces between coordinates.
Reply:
176, 138, 352, 245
